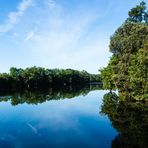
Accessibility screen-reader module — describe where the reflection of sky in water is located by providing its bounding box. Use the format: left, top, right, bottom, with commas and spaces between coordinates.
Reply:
0, 90, 117, 148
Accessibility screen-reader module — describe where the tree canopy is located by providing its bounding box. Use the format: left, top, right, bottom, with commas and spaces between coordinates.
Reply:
100, 1, 148, 101
0, 67, 101, 91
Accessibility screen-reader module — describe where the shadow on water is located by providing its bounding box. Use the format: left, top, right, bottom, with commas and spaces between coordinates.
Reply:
0, 84, 101, 105
101, 92, 148, 148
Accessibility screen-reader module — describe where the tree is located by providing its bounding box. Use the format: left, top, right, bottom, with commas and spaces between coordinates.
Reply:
100, 2, 148, 100
128, 47, 148, 100
0, 67, 101, 91
128, 1, 148, 23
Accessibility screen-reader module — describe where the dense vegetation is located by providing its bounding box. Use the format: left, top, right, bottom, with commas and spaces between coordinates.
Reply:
100, 1, 148, 101
0, 67, 101, 91
101, 92, 148, 148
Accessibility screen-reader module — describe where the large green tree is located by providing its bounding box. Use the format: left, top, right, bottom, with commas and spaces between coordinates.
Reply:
100, 1, 148, 101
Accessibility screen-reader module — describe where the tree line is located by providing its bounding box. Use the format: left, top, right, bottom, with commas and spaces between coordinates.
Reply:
100, 1, 148, 101
0, 67, 101, 91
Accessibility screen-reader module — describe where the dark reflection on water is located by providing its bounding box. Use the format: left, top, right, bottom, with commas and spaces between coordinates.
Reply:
0, 84, 101, 105
101, 92, 148, 148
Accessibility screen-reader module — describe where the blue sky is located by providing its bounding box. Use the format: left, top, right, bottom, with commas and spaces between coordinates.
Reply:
0, 0, 143, 73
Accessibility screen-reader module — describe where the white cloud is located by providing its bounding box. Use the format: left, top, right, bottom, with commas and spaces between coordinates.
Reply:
24, 30, 34, 42
0, 0, 111, 74
46, 0, 56, 8
18, 0, 33, 11
0, 0, 33, 33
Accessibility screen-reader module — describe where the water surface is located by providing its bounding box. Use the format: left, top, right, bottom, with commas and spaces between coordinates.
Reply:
0, 88, 118, 148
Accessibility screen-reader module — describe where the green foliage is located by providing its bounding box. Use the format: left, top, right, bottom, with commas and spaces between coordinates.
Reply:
128, 1, 148, 23
100, 56, 118, 90
128, 47, 148, 100
100, 2, 148, 100
110, 23, 148, 55
0, 67, 101, 91
99, 66, 115, 90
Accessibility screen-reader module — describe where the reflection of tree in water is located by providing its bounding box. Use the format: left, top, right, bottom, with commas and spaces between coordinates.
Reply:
0, 84, 101, 105
101, 92, 148, 148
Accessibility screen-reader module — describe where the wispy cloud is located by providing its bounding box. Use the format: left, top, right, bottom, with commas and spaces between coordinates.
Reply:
0, 0, 33, 33
46, 0, 56, 8
24, 30, 34, 42
0, 0, 112, 73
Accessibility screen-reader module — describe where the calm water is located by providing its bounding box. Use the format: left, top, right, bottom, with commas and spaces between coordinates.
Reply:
0, 87, 142, 148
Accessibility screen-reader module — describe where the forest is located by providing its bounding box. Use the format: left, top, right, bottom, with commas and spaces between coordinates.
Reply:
0, 67, 101, 91
100, 1, 148, 101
